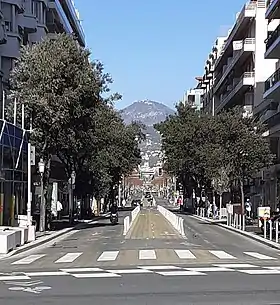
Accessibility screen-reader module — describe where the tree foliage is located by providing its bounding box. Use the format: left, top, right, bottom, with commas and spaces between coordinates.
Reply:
9, 33, 142, 199
155, 103, 274, 199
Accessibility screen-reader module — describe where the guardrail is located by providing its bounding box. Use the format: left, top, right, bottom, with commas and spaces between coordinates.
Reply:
123, 205, 140, 235
157, 205, 185, 237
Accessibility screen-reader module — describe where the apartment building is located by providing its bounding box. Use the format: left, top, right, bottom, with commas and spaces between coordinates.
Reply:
0, 0, 85, 91
254, 0, 280, 208
200, 37, 226, 115
0, 0, 85, 226
183, 84, 204, 112
202, 0, 275, 119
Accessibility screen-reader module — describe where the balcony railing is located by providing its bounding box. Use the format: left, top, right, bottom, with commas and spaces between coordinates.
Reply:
217, 72, 255, 112
266, 24, 280, 50
264, 67, 280, 92
215, 1, 257, 69
214, 38, 255, 92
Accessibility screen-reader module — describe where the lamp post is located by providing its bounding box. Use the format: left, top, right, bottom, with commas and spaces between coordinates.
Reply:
38, 158, 45, 232
68, 171, 76, 224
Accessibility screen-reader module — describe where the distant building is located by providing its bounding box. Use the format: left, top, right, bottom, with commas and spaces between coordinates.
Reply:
183, 78, 204, 112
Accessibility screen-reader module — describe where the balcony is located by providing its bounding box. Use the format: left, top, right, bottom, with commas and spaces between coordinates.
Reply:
265, 24, 280, 59
49, 0, 73, 34
60, 0, 85, 46
214, 38, 255, 93
214, 1, 257, 71
215, 72, 255, 113
266, 0, 280, 20
264, 67, 280, 99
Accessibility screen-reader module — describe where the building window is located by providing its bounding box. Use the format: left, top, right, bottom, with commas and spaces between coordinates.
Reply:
4, 21, 12, 32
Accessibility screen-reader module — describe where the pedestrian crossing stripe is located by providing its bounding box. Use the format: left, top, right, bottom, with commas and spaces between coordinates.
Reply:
2, 264, 280, 279
10, 249, 278, 265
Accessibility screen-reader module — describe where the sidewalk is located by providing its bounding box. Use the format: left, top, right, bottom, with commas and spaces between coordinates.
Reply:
192, 214, 280, 250
0, 213, 110, 259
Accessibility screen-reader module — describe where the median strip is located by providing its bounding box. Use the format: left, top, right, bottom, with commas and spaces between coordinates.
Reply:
157, 205, 185, 237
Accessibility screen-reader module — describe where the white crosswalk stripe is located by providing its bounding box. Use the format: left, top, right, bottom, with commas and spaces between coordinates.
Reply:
97, 251, 119, 262
54, 253, 82, 264
244, 252, 277, 260
139, 249, 157, 260
11, 254, 46, 265
209, 250, 237, 259
8, 249, 279, 266
175, 249, 196, 259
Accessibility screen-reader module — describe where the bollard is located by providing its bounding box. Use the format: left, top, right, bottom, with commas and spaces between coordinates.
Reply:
264, 218, 267, 239
239, 214, 242, 230
269, 220, 273, 241
276, 220, 279, 243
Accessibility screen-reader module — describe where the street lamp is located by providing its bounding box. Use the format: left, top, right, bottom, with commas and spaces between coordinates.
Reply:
69, 171, 76, 223
38, 158, 45, 232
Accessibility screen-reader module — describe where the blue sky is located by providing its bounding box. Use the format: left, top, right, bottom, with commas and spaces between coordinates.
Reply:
75, 0, 247, 110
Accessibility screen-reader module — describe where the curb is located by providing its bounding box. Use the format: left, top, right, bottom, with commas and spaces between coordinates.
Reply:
1, 217, 104, 258
191, 214, 280, 250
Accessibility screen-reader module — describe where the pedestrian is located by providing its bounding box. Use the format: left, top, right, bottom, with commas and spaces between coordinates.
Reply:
56, 200, 63, 220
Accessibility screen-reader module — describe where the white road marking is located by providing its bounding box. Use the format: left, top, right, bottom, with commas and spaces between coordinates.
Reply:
157, 270, 205, 276
106, 269, 153, 274
214, 264, 257, 268
238, 269, 280, 275
185, 267, 233, 272
97, 251, 119, 261
139, 265, 180, 270
25, 271, 68, 276
139, 249, 156, 260
244, 252, 277, 260
60, 268, 103, 273
54, 253, 82, 263
0, 276, 30, 281
175, 250, 196, 259
12, 254, 46, 265
265, 266, 280, 270
209, 250, 237, 259
72, 273, 121, 278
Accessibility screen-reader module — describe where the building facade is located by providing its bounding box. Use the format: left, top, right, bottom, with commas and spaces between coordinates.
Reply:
0, 0, 85, 226
183, 86, 204, 112
0, 0, 85, 97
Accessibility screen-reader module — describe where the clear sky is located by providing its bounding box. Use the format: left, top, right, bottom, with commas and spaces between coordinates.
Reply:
75, 0, 247, 110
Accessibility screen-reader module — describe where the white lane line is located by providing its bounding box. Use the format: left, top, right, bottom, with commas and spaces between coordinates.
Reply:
209, 250, 237, 259
26, 271, 68, 276
157, 271, 205, 276
60, 268, 103, 273
175, 250, 196, 259
139, 265, 180, 270
265, 266, 280, 270
185, 267, 233, 272
71, 273, 121, 278
244, 252, 277, 260
97, 251, 119, 262
139, 250, 156, 260
11, 254, 46, 265
213, 264, 257, 268
55, 253, 82, 264
106, 269, 154, 274
0, 276, 30, 281
238, 269, 280, 275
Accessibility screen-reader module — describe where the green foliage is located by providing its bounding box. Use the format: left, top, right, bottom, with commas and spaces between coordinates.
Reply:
155, 103, 274, 194
9, 33, 142, 198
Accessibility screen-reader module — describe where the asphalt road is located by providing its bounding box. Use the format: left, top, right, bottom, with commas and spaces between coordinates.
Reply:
1, 200, 280, 304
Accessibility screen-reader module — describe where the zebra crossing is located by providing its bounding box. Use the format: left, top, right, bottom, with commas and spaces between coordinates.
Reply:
8, 249, 279, 267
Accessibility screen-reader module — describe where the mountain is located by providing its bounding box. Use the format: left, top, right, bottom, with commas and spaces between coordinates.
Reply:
120, 100, 175, 126
120, 100, 175, 167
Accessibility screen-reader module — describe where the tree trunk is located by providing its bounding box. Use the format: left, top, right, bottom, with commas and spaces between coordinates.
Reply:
219, 193, 222, 220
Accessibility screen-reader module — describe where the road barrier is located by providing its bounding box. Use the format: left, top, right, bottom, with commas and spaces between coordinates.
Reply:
123, 205, 140, 236
157, 205, 185, 237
